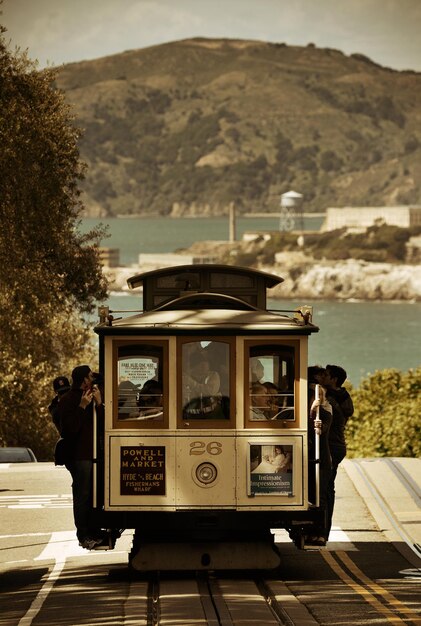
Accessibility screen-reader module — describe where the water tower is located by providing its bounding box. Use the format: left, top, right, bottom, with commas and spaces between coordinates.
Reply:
279, 190, 304, 233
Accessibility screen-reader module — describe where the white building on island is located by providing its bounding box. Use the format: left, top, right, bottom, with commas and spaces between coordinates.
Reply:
321, 205, 421, 232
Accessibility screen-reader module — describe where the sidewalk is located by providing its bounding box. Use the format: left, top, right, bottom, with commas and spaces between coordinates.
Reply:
343, 457, 421, 566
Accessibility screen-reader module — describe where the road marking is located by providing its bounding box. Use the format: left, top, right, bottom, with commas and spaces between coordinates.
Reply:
1, 530, 130, 555
0, 533, 50, 539
17, 556, 65, 626
336, 551, 421, 625
0, 494, 72, 509
322, 550, 408, 625
17, 531, 126, 626
36, 531, 89, 560
35, 530, 128, 560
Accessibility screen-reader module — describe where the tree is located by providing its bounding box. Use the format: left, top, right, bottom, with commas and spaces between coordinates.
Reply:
0, 24, 108, 459
346, 368, 421, 458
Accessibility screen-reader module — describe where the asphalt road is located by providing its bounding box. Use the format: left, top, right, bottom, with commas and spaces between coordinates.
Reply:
0, 461, 420, 625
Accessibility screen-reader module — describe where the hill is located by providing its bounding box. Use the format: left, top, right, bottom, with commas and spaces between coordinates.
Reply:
55, 38, 421, 217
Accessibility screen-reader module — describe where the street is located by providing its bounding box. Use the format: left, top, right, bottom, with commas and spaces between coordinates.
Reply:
0, 460, 420, 625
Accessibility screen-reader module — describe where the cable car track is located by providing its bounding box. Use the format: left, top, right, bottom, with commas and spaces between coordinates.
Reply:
133, 563, 420, 625
127, 570, 317, 625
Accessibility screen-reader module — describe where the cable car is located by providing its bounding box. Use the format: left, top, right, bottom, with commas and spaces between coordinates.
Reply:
92, 264, 323, 570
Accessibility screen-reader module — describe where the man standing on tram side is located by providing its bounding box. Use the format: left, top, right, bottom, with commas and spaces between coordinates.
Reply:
55, 365, 105, 550
319, 364, 354, 539
306, 366, 332, 545
48, 376, 70, 433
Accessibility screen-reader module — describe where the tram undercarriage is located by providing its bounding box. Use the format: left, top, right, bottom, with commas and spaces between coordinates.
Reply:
92, 508, 327, 569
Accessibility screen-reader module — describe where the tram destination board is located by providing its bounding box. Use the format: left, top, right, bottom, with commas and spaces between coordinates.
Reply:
120, 446, 166, 495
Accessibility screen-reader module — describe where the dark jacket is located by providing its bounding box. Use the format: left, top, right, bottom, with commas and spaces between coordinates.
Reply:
48, 396, 61, 433
326, 387, 354, 456
55, 388, 103, 461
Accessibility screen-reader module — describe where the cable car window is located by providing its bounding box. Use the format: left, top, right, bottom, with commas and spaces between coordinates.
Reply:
180, 340, 231, 421
209, 273, 254, 289
116, 343, 166, 424
156, 273, 201, 289
248, 345, 296, 423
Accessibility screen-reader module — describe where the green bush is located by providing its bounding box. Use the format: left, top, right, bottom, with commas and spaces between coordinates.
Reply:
347, 368, 421, 458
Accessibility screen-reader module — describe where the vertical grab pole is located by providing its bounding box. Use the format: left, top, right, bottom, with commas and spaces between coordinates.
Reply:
92, 402, 97, 508
314, 383, 321, 508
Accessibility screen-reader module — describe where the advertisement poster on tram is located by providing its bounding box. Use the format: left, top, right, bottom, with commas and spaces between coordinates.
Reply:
249, 444, 293, 495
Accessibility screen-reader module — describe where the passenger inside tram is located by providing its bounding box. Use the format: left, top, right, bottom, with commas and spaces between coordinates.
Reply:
182, 347, 227, 419
203, 341, 230, 396
117, 380, 139, 417
263, 381, 280, 419
250, 357, 265, 383
264, 380, 295, 420
249, 351, 295, 421
249, 382, 270, 420
136, 380, 163, 420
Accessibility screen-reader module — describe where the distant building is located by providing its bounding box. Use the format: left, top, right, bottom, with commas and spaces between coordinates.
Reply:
321, 206, 421, 232
138, 253, 217, 267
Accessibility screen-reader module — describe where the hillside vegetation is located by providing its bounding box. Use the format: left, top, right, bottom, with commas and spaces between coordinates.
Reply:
222, 222, 421, 266
55, 38, 421, 217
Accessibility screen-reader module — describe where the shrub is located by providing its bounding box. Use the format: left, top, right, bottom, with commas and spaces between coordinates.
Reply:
404, 136, 420, 154
320, 150, 343, 172
347, 368, 421, 457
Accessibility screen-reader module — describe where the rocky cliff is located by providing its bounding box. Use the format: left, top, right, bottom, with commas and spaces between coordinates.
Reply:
266, 252, 421, 301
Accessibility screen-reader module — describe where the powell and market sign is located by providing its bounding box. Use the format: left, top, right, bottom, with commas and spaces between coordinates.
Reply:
120, 446, 165, 495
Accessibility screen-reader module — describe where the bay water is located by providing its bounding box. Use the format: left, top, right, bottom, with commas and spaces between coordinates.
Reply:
81, 217, 421, 388
80, 215, 324, 265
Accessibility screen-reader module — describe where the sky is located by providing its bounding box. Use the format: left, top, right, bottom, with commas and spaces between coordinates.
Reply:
2, 0, 421, 72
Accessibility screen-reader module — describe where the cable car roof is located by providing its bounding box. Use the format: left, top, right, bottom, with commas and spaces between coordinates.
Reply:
127, 264, 282, 290
95, 295, 319, 335
126, 264, 283, 311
